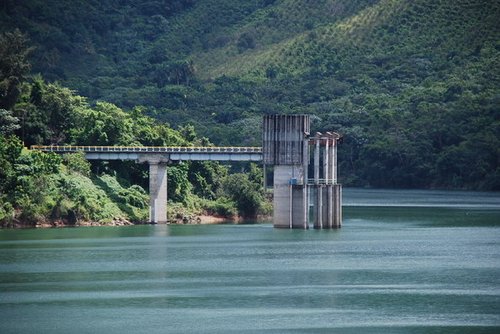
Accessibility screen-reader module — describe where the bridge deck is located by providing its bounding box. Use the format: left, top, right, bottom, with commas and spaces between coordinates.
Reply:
31, 145, 263, 162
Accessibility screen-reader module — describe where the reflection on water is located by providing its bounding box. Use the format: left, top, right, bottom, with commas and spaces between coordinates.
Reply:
0, 189, 499, 333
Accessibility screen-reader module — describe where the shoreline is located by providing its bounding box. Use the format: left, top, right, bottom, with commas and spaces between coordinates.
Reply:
0, 214, 268, 229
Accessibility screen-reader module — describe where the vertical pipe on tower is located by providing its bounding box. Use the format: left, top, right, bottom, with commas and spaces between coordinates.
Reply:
323, 138, 329, 183
314, 137, 320, 184
328, 140, 334, 184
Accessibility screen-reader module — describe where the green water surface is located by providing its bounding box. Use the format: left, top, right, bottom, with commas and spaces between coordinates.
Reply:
0, 189, 499, 333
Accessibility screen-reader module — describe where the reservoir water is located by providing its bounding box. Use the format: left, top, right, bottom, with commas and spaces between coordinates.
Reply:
1, 189, 499, 333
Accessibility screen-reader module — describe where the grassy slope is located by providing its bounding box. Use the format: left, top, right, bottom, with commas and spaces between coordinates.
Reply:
3, 0, 497, 94
191, 0, 379, 78
194, 0, 499, 79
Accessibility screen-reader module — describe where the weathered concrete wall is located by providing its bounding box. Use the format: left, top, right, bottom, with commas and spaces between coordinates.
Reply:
263, 115, 310, 165
273, 165, 305, 228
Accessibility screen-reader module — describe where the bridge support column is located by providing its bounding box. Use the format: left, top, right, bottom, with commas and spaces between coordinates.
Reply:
149, 162, 168, 224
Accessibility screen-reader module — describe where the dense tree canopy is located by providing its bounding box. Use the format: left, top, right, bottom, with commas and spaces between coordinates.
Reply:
0, 30, 267, 226
0, 29, 32, 110
0, 0, 498, 224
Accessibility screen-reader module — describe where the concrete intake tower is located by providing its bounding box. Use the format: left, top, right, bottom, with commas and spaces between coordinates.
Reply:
263, 115, 342, 229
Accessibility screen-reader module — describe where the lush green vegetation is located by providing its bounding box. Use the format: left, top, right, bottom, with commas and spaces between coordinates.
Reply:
0, 30, 269, 226
1, 0, 499, 225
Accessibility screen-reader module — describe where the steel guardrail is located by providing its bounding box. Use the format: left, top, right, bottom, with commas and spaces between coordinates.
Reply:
31, 145, 263, 154
307, 179, 337, 185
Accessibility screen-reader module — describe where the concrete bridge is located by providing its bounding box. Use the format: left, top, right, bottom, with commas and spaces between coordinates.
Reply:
32, 145, 263, 224
32, 115, 342, 229
31, 145, 262, 161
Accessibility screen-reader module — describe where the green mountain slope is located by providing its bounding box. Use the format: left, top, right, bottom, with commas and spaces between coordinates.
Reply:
1, 0, 499, 190
200, 0, 500, 77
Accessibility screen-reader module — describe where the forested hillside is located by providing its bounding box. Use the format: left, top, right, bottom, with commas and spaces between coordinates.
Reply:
0, 31, 269, 226
1, 0, 499, 190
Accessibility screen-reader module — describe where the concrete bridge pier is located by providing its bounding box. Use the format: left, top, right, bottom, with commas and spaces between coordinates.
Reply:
137, 154, 169, 224
137, 154, 170, 224
149, 161, 168, 223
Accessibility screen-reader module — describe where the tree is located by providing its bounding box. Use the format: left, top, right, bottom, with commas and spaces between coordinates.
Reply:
63, 152, 91, 177
167, 164, 193, 204
70, 102, 135, 146
0, 30, 32, 110
0, 135, 23, 195
0, 109, 20, 134
26, 78, 87, 144
222, 172, 265, 217
237, 32, 256, 52
189, 161, 228, 199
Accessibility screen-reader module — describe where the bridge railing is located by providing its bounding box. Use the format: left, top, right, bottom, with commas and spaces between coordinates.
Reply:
306, 178, 337, 185
31, 145, 263, 154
